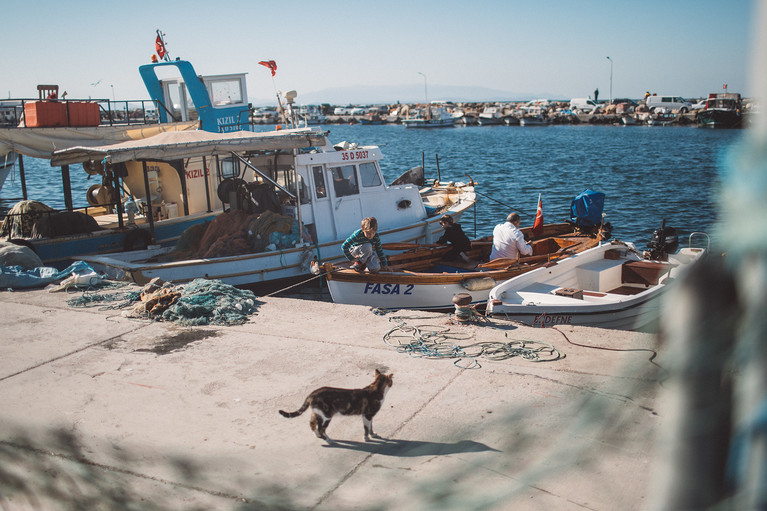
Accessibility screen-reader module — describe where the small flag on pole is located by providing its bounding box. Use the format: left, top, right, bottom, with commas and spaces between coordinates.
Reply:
259, 60, 277, 76
155, 34, 167, 60
532, 193, 544, 235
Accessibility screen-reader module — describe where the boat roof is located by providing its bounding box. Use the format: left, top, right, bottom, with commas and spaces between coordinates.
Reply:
50, 128, 328, 166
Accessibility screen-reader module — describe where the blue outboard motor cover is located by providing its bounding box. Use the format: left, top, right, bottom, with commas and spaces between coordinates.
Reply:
570, 190, 605, 227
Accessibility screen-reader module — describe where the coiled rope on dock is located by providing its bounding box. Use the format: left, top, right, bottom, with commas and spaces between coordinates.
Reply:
380, 313, 563, 369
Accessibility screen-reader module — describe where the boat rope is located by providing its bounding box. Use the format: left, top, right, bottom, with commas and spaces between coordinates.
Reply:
260, 267, 341, 298
381, 314, 563, 369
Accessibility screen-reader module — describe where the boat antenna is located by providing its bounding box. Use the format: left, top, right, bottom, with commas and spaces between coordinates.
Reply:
155, 29, 171, 62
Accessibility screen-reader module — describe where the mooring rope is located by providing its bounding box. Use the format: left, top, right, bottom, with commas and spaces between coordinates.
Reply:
381, 314, 563, 369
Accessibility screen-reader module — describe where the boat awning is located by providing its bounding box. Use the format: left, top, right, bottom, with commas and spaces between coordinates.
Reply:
50, 128, 328, 166
0, 121, 199, 160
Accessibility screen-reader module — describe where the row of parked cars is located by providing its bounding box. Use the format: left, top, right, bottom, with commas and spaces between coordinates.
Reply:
569, 96, 700, 114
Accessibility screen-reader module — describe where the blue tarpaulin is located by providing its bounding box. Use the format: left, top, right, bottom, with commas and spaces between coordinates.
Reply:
0, 260, 96, 290
570, 190, 605, 227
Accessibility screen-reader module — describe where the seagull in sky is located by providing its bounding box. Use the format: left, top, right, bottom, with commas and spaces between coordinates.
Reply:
91, 80, 101, 86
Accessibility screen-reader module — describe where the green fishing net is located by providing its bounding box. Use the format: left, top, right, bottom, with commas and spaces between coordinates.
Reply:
160, 279, 259, 326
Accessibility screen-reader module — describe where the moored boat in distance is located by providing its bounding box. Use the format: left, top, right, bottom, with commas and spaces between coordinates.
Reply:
697, 92, 743, 128
402, 106, 456, 128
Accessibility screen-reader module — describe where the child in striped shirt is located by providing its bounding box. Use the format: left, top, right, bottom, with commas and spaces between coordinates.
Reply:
342, 217, 389, 273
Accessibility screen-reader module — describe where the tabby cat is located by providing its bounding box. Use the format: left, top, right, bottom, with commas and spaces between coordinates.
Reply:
279, 369, 394, 442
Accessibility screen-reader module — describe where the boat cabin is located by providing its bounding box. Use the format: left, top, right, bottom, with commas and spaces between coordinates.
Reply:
139, 60, 252, 133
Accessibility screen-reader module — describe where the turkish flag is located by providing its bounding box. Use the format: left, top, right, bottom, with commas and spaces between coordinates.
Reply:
532, 194, 544, 235
155, 35, 166, 59
259, 60, 277, 77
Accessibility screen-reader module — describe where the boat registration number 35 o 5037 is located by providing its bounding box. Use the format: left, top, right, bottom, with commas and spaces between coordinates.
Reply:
363, 283, 414, 295
341, 150, 369, 161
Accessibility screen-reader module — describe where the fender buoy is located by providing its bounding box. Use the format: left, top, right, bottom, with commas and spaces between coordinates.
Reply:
123, 229, 152, 251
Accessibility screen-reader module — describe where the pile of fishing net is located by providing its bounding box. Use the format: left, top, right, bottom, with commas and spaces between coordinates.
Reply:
67, 276, 261, 326
128, 277, 261, 326
164, 209, 306, 261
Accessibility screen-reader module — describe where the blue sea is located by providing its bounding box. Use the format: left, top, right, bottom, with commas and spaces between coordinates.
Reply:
0, 124, 742, 249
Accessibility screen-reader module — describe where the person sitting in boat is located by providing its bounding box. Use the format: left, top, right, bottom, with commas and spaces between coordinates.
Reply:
437, 214, 471, 262
490, 212, 532, 261
342, 216, 389, 273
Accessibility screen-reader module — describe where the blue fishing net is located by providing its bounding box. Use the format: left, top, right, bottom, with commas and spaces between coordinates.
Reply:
160, 278, 260, 326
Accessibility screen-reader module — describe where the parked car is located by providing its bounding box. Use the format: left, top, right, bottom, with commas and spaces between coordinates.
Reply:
645, 95, 693, 113
691, 99, 707, 111
569, 98, 600, 113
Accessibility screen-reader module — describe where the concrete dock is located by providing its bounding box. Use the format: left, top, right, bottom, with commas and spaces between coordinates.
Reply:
0, 284, 663, 510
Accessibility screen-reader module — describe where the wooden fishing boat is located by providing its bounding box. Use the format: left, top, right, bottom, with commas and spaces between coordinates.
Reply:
323, 223, 604, 310
485, 237, 707, 331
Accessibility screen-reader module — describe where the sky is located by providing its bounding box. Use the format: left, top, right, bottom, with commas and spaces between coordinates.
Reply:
2, 0, 755, 106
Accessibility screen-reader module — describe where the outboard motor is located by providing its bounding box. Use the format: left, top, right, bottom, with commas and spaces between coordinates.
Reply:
647, 219, 678, 260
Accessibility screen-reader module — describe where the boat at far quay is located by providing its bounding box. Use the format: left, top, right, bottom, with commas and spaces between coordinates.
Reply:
402, 106, 456, 128
697, 92, 743, 128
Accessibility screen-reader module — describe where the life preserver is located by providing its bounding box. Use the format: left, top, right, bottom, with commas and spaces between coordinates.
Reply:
123, 229, 152, 251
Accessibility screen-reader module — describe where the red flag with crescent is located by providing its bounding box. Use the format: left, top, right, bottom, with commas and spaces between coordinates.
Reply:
532, 194, 544, 235
259, 60, 277, 76
155, 35, 166, 59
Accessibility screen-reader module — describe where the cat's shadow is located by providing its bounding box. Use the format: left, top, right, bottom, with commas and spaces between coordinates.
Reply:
322, 437, 500, 456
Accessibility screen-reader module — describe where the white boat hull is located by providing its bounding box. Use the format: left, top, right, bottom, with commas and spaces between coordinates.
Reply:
486, 241, 706, 331
326, 276, 492, 310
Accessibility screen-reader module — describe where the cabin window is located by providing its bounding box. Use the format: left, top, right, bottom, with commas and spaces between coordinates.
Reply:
329, 165, 359, 197
220, 157, 240, 179
359, 162, 382, 188
207, 79, 244, 106
166, 82, 184, 121
312, 165, 327, 199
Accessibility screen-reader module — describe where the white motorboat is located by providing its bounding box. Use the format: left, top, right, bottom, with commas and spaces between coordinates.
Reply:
486, 236, 707, 331
51, 128, 476, 287
402, 107, 456, 128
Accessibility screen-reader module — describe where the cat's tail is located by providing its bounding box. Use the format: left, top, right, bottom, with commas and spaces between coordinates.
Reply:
279, 398, 310, 418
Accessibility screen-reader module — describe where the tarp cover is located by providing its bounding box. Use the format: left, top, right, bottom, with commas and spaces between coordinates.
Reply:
50, 128, 328, 166
0, 121, 198, 161
570, 189, 605, 227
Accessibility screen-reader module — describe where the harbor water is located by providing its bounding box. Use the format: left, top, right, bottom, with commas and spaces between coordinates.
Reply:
0, 124, 741, 249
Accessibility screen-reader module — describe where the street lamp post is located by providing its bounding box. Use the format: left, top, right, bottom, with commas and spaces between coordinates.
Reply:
606, 56, 613, 105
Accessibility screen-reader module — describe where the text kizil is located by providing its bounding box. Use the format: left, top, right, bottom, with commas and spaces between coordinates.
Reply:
185, 168, 209, 180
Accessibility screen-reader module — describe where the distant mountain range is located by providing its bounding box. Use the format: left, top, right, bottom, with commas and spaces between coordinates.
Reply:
249, 84, 567, 106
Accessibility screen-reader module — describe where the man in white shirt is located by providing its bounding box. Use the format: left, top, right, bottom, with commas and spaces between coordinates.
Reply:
490, 212, 533, 260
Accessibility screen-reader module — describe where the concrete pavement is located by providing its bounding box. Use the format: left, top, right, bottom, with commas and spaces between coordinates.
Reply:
0, 284, 662, 510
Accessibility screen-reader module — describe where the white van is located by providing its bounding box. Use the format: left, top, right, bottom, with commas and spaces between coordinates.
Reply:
569, 98, 600, 113
645, 96, 692, 113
